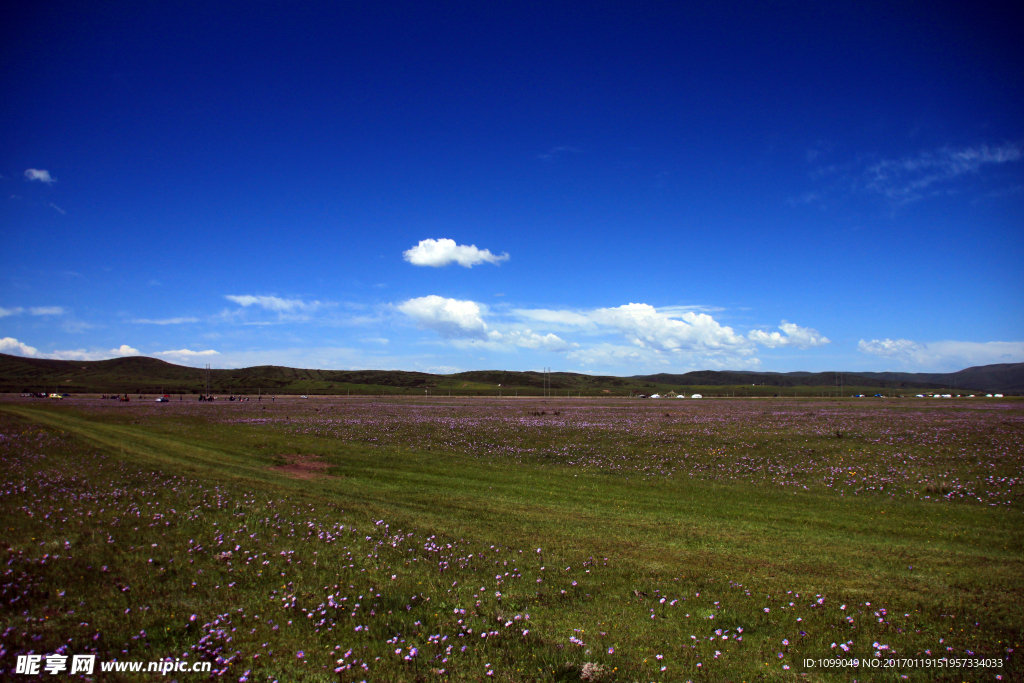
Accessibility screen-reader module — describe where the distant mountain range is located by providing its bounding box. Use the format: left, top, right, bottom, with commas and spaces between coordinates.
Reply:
0, 353, 1020, 395
633, 363, 1024, 393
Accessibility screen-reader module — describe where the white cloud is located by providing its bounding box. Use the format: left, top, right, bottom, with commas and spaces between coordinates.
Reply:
857, 338, 923, 359
61, 320, 95, 333
397, 295, 491, 339
46, 349, 104, 361
866, 143, 1022, 204
403, 238, 509, 268
397, 296, 574, 351
858, 338, 1024, 370
155, 349, 220, 362
749, 321, 830, 349
589, 303, 754, 356
566, 342, 761, 370
657, 304, 727, 316
423, 365, 463, 374
503, 329, 575, 352
110, 345, 140, 356
132, 317, 200, 325
49, 203, 66, 215
398, 296, 829, 366
24, 169, 55, 184
511, 308, 593, 328
225, 295, 320, 312
567, 343, 658, 367
0, 307, 24, 318
0, 337, 40, 357
361, 337, 390, 345
29, 306, 66, 316
28, 344, 142, 361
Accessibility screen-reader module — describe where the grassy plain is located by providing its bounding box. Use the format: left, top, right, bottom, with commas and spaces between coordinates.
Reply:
1, 395, 1021, 682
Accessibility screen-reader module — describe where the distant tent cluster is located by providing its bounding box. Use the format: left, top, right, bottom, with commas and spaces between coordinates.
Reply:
913, 393, 1003, 398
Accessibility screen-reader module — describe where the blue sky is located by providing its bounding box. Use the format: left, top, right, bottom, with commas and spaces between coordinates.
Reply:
2, 1, 1022, 375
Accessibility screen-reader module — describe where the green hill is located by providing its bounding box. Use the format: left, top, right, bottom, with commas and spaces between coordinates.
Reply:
4, 353, 1019, 396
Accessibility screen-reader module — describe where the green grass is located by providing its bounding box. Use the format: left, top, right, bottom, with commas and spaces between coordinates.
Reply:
1, 397, 1021, 682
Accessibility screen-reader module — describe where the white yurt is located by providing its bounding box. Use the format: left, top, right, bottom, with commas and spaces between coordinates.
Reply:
691, 393, 703, 399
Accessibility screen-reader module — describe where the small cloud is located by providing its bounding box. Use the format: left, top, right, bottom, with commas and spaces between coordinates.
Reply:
0, 306, 24, 318
512, 308, 593, 328
0, 337, 40, 357
397, 295, 491, 339
748, 321, 830, 349
362, 337, 389, 345
857, 338, 923, 359
132, 317, 199, 325
61, 320, 95, 333
224, 295, 326, 321
865, 142, 1022, 204
403, 238, 509, 268
46, 349, 106, 361
24, 169, 55, 184
110, 344, 140, 356
590, 303, 754, 356
155, 348, 220, 361
148, 279, 161, 286
48, 203, 66, 215
537, 145, 581, 161
657, 304, 727, 315
225, 294, 317, 312
503, 329, 575, 352
29, 306, 66, 316
44, 346, 137, 361
423, 365, 463, 374
858, 337, 1024, 369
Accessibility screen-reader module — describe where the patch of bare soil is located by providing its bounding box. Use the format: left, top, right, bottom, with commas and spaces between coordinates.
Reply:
270, 454, 336, 480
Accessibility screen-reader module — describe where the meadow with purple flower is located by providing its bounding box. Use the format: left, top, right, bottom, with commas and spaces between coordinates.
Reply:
0, 395, 1020, 681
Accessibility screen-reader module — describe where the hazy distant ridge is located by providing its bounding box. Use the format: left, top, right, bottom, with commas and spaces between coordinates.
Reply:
633, 365, 1023, 392
2, 353, 1020, 394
